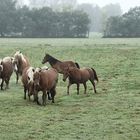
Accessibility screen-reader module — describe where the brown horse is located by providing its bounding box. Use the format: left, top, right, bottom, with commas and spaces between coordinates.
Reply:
63, 67, 98, 95
0, 57, 14, 90
42, 53, 80, 74
21, 66, 35, 100
33, 68, 58, 105
13, 51, 30, 84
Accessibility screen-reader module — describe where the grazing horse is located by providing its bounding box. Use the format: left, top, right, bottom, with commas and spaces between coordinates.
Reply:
13, 51, 30, 84
42, 53, 80, 74
0, 57, 14, 90
63, 67, 98, 95
21, 66, 35, 100
33, 68, 58, 105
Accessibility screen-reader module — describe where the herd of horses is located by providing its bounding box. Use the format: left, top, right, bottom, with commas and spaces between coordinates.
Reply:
0, 51, 98, 106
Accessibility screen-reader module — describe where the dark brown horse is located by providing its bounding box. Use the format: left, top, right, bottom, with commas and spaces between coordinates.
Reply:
33, 68, 58, 105
13, 51, 30, 84
42, 53, 80, 74
63, 67, 98, 95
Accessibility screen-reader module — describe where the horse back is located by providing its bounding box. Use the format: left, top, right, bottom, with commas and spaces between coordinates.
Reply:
63, 61, 77, 67
1, 58, 13, 78
40, 68, 58, 90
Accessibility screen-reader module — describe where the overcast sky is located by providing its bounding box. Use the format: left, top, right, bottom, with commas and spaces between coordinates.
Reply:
77, 0, 140, 12
23, 0, 140, 13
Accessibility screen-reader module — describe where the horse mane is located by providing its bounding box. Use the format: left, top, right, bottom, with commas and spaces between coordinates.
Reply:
47, 54, 61, 65
14, 51, 26, 65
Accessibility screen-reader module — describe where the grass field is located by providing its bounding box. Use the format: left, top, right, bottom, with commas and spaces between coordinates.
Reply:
0, 38, 140, 140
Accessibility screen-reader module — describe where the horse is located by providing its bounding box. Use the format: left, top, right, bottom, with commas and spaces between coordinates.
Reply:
21, 66, 35, 101
42, 53, 80, 74
13, 51, 30, 84
63, 67, 98, 95
0, 57, 14, 90
33, 68, 58, 106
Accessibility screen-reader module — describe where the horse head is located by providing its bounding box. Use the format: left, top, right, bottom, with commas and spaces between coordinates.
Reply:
42, 53, 50, 64
33, 68, 41, 87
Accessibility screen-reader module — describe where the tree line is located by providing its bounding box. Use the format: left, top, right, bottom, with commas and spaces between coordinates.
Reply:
104, 7, 140, 37
0, 0, 90, 37
17, 0, 122, 33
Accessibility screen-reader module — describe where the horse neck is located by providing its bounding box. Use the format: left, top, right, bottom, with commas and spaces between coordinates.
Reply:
18, 55, 27, 71
48, 55, 61, 66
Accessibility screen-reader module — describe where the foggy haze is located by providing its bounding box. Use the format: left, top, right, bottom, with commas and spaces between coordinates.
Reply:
77, 0, 140, 12
23, 0, 140, 13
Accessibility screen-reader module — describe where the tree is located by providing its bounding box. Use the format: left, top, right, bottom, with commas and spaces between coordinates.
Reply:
0, 0, 17, 37
104, 6, 140, 37
102, 3, 122, 32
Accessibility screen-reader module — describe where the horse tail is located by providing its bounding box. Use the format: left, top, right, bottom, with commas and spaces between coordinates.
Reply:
91, 68, 98, 82
75, 62, 80, 69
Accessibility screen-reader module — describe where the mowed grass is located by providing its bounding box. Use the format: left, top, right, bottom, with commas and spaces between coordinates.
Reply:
0, 38, 140, 140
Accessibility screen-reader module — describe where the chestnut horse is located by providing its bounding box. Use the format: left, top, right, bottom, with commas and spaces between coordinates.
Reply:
0, 57, 14, 90
42, 53, 80, 74
13, 51, 30, 84
21, 66, 35, 100
63, 67, 98, 95
33, 68, 58, 106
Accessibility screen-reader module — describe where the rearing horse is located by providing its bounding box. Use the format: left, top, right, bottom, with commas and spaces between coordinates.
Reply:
42, 53, 80, 74
13, 51, 30, 84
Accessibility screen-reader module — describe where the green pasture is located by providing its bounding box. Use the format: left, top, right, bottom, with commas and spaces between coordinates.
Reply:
0, 38, 140, 140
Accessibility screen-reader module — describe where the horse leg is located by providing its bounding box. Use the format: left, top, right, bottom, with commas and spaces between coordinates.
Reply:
5, 77, 10, 89
16, 72, 19, 84
50, 88, 56, 103
67, 81, 72, 95
77, 83, 80, 95
42, 91, 47, 106
24, 86, 27, 100
34, 90, 40, 105
27, 89, 31, 101
1, 79, 4, 90
83, 83, 87, 94
47, 91, 52, 100
90, 79, 97, 93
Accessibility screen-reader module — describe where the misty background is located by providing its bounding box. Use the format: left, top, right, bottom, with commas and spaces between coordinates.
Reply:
0, 0, 140, 37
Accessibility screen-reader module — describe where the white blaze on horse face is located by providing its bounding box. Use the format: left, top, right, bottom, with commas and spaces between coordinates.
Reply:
11, 58, 18, 72
0, 65, 3, 72
27, 67, 34, 83
14, 63, 18, 72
